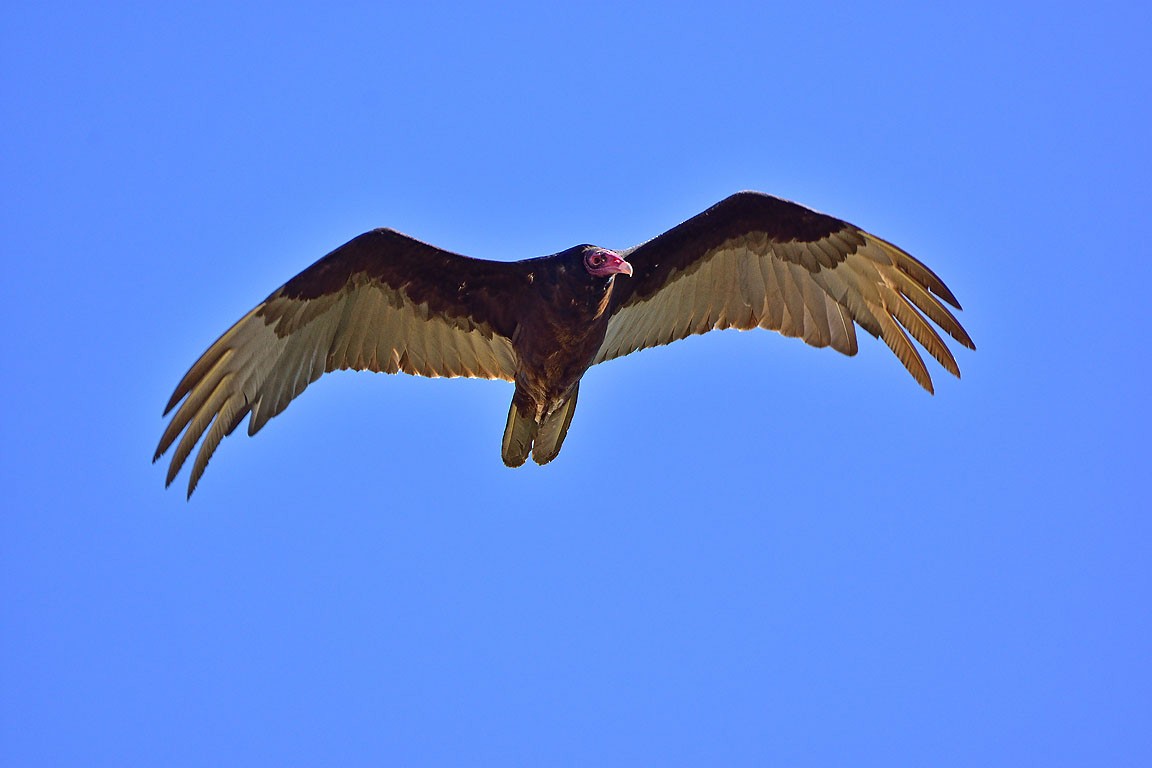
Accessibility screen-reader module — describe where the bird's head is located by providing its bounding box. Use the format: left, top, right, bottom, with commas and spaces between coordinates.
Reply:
582, 247, 633, 279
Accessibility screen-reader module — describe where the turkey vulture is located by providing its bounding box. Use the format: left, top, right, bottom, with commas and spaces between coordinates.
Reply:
156, 191, 974, 496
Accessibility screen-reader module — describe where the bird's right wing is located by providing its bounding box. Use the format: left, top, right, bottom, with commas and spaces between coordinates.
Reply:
595, 192, 974, 388
155, 229, 524, 497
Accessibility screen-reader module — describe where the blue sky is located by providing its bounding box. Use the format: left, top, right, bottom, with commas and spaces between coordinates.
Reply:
3, 0, 1150, 765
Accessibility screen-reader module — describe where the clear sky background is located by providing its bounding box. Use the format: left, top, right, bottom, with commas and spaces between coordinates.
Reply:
3, 1, 1150, 765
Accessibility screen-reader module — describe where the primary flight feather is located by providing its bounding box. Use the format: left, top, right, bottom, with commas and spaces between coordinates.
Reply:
156, 191, 975, 496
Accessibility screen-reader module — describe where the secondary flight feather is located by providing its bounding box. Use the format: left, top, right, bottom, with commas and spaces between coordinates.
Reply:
155, 191, 975, 496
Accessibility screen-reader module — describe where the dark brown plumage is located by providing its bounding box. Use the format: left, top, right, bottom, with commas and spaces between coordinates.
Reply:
156, 191, 974, 496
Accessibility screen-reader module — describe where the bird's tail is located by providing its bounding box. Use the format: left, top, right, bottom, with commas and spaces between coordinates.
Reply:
533, 384, 578, 465
502, 399, 537, 468
501, 385, 579, 467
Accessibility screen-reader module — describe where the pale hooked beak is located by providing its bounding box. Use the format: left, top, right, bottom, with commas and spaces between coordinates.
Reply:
609, 253, 633, 277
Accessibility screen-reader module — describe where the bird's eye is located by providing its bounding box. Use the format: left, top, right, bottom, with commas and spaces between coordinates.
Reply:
589, 252, 604, 266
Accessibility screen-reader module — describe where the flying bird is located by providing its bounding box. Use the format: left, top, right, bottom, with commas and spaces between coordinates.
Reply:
156, 191, 974, 496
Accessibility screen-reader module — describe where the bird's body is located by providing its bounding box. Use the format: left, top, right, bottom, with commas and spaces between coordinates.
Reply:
156, 192, 975, 496
501, 247, 624, 467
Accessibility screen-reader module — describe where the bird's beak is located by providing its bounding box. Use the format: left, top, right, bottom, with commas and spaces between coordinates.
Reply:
612, 255, 633, 277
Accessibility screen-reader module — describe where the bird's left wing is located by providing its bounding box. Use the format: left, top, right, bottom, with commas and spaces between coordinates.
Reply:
594, 191, 974, 389
155, 229, 524, 497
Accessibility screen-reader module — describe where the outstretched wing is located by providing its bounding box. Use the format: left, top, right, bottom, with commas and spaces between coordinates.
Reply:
595, 191, 974, 388
155, 229, 525, 497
